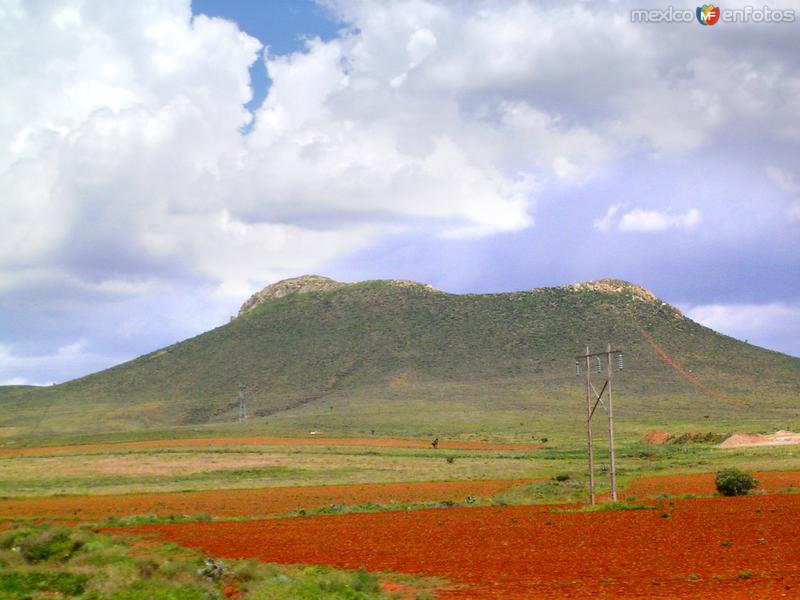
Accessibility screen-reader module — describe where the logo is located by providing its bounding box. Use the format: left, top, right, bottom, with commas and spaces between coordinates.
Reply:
696, 4, 721, 25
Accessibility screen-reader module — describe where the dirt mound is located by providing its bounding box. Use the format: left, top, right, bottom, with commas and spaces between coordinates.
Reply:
719, 430, 800, 448
671, 432, 722, 444
643, 430, 672, 444
642, 430, 723, 445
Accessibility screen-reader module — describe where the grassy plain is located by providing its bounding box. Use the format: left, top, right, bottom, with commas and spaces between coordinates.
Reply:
1, 426, 798, 501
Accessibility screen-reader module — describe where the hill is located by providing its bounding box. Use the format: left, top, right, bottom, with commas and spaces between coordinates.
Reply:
2, 276, 799, 441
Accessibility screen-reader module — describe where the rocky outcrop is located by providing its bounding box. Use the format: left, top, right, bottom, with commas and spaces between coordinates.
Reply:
560, 279, 683, 318
237, 275, 439, 317
237, 275, 348, 317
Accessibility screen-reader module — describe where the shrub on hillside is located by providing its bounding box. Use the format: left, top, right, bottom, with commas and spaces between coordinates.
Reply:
715, 468, 758, 496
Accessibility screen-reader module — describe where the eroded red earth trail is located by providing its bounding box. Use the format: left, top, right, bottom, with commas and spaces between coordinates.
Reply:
120, 493, 800, 599
640, 328, 749, 408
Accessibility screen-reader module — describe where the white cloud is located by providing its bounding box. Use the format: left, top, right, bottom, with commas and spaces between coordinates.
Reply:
0, 377, 42, 386
767, 165, 800, 221
593, 203, 624, 232
553, 156, 579, 180
0, 340, 99, 386
406, 28, 437, 68
3, 0, 796, 298
767, 165, 798, 193
618, 208, 701, 232
2, 0, 800, 382
683, 303, 800, 357
595, 206, 701, 233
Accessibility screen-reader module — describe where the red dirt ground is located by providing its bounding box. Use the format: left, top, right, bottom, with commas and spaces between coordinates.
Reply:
623, 471, 800, 499
0, 436, 540, 458
0, 479, 527, 520
119, 493, 800, 599
3, 471, 798, 521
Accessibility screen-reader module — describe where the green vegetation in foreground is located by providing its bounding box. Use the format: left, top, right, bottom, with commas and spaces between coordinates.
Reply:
1, 276, 799, 440
0, 523, 438, 599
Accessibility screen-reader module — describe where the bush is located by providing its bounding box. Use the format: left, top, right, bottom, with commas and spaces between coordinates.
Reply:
553, 473, 570, 482
0, 572, 89, 597
715, 468, 758, 497
13, 527, 83, 563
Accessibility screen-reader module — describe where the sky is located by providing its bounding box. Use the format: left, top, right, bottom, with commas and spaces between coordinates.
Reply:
1, 0, 799, 386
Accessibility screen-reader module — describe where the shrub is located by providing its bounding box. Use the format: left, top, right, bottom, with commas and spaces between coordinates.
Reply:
0, 572, 90, 597
715, 468, 758, 497
9, 527, 83, 564
553, 473, 570, 482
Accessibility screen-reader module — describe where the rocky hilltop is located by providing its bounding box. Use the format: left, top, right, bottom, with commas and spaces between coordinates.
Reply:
238, 275, 348, 317
238, 275, 438, 317
557, 279, 683, 318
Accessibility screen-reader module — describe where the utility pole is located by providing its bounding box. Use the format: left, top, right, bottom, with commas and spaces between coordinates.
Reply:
238, 383, 246, 423
584, 346, 595, 505
576, 344, 623, 505
606, 342, 617, 502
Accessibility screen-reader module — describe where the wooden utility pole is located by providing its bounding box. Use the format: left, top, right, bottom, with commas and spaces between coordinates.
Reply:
576, 344, 623, 505
606, 342, 617, 502
584, 346, 595, 505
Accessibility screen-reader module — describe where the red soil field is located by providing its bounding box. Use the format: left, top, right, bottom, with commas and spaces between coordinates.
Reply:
0, 479, 527, 520
624, 470, 800, 499
121, 494, 800, 599
3, 471, 798, 522
0, 436, 540, 458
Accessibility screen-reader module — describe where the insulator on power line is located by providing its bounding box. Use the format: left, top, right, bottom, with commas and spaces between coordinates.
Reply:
575, 360, 581, 376
617, 353, 624, 370
596, 356, 602, 373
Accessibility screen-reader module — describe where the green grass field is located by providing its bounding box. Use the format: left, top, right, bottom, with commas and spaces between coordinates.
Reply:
1, 427, 798, 500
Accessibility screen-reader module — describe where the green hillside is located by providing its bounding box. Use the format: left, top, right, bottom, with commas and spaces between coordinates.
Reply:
3, 276, 799, 441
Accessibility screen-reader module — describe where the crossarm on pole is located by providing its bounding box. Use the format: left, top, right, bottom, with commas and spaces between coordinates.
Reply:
588, 380, 608, 419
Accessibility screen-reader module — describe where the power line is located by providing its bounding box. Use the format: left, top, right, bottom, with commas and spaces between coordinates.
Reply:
576, 342, 623, 505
